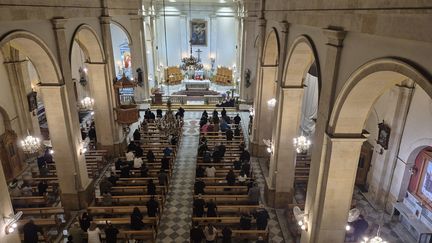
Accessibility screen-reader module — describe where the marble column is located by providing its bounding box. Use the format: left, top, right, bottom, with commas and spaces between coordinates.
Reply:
301, 29, 346, 243
266, 86, 304, 208
306, 134, 367, 243
51, 18, 93, 210
250, 17, 268, 157
0, 160, 20, 243
86, 62, 117, 148
130, 15, 150, 101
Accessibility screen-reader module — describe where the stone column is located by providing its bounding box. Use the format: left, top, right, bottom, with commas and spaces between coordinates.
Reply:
301, 29, 345, 243
250, 17, 268, 156
130, 15, 150, 101
51, 18, 92, 210
0, 161, 20, 243
86, 62, 117, 148
305, 134, 367, 243
266, 86, 304, 207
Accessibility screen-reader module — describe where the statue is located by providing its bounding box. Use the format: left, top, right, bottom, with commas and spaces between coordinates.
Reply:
245, 68, 252, 88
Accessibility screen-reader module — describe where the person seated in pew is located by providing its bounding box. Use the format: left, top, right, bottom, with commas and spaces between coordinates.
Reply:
225, 128, 234, 141
107, 172, 118, 186
248, 183, 260, 205
196, 165, 206, 178
39, 164, 49, 177
88, 126, 97, 143
234, 126, 241, 138
202, 110, 208, 119
161, 156, 170, 171
148, 110, 156, 121
37, 155, 47, 170
43, 147, 54, 164
135, 145, 144, 158
219, 144, 226, 157
9, 179, 22, 197
140, 163, 149, 177
240, 149, 251, 162
99, 177, 113, 194
223, 115, 231, 125
204, 223, 218, 243
120, 161, 131, 178
222, 226, 232, 243
190, 222, 206, 243
220, 119, 230, 132
133, 156, 143, 169
242, 162, 251, 177
240, 213, 253, 230
23, 219, 46, 243
233, 160, 242, 171
212, 148, 222, 163
68, 222, 83, 243
212, 109, 218, 119
163, 146, 173, 157
156, 108, 163, 118
130, 207, 145, 230
21, 182, 33, 196
146, 150, 156, 163
147, 196, 160, 217
234, 113, 241, 125
79, 212, 93, 232
170, 134, 178, 145
205, 165, 216, 178
102, 192, 113, 206
237, 171, 248, 185
254, 205, 270, 230
201, 121, 210, 133
202, 150, 212, 163
141, 119, 148, 132
125, 149, 135, 163
104, 221, 119, 243
207, 122, 215, 133
87, 222, 102, 243
133, 128, 141, 142
37, 180, 48, 196
200, 117, 208, 129
221, 108, 227, 117
194, 179, 206, 195
158, 169, 168, 187
213, 120, 220, 132
178, 106, 185, 117
226, 169, 236, 186
147, 179, 157, 195
115, 158, 122, 171
193, 194, 206, 217
206, 199, 218, 217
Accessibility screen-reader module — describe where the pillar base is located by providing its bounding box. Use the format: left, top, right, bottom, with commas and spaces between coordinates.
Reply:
264, 181, 293, 208
61, 179, 95, 211
250, 141, 270, 158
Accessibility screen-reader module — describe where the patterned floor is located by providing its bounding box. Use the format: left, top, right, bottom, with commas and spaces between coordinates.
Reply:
156, 112, 200, 243
155, 111, 287, 242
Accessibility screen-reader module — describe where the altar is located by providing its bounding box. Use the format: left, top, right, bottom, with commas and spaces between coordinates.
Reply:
184, 80, 211, 90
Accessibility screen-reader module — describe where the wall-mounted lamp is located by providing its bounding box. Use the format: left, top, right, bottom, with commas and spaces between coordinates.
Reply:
409, 166, 418, 176
267, 98, 277, 108
263, 139, 274, 154
293, 206, 308, 231
3, 211, 22, 234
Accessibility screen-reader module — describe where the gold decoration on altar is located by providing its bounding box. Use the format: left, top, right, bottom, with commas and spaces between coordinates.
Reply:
213, 67, 233, 85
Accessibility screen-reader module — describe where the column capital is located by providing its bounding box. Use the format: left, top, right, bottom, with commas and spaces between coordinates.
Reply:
100, 16, 112, 24
257, 18, 266, 27
279, 21, 290, 34
325, 132, 369, 142
52, 17, 68, 30
323, 28, 346, 47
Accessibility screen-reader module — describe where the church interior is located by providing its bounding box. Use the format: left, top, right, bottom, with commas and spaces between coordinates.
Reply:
0, 0, 431, 242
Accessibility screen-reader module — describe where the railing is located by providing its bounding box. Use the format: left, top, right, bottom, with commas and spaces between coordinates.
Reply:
150, 95, 225, 105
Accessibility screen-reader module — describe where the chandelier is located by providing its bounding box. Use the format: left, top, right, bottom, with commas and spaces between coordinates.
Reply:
156, 101, 181, 136
80, 97, 94, 110
293, 135, 311, 153
21, 131, 41, 154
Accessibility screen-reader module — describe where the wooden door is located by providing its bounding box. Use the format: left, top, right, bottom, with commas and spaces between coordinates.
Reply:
355, 141, 373, 186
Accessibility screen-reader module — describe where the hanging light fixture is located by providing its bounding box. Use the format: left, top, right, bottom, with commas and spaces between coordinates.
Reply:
80, 97, 95, 110
293, 135, 311, 154
156, 101, 181, 136
21, 130, 41, 154
360, 227, 387, 243
180, 0, 203, 71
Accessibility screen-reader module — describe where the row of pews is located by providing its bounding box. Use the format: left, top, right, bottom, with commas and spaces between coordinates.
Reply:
79, 120, 182, 242
193, 118, 269, 241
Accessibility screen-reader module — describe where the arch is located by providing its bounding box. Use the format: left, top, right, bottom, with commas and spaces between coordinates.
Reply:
262, 28, 279, 66
0, 31, 62, 84
0, 106, 11, 131
329, 58, 432, 135
71, 24, 105, 63
282, 35, 319, 87
111, 21, 132, 46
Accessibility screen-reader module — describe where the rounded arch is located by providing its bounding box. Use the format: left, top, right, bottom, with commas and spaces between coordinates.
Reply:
0, 30, 62, 84
262, 28, 279, 66
71, 24, 105, 63
329, 58, 432, 135
111, 20, 132, 46
282, 35, 320, 87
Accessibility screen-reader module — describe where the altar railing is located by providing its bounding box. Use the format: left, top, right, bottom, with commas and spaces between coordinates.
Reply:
150, 94, 225, 105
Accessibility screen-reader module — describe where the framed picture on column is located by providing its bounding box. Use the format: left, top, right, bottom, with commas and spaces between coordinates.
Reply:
27, 91, 37, 112
377, 121, 390, 150
190, 20, 207, 46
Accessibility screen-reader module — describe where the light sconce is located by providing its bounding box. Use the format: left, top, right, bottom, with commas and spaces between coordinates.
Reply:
293, 206, 308, 231
249, 107, 255, 117
3, 211, 23, 234
80, 147, 87, 155
48, 149, 54, 155
409, 166, 418, 176
345, 224, 351, 231
263, 139, 274, 154
267, 98, 277, 108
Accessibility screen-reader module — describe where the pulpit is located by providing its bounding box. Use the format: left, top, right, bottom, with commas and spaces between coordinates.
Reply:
113, 75, 139, 125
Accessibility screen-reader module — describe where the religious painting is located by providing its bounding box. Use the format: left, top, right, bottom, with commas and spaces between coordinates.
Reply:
190, 20, 207, 46
377, 122, 390, 150
27, 91, 38, 112
421, 161, 432, 201
117, 40, 132, 79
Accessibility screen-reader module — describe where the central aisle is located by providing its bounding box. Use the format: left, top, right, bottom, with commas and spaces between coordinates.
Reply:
156, 112, 201, 243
